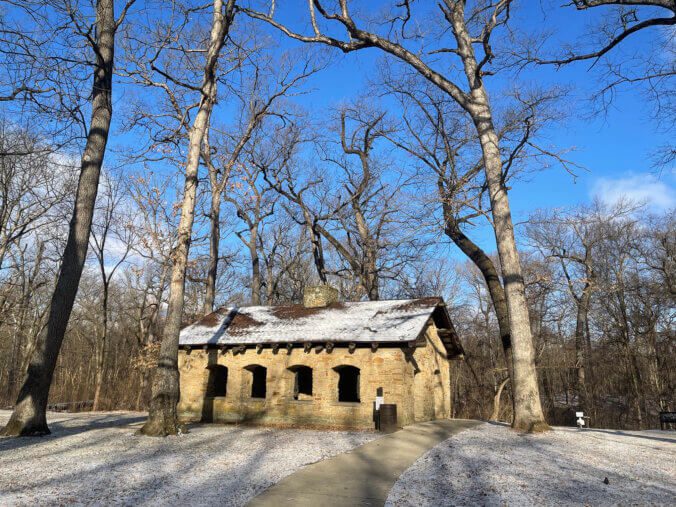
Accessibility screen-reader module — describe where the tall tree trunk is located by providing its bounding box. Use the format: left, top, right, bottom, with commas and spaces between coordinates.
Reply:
646, 324, 665, 411
444, 221, 514, 396
560, 251, 594, 416
584, 316, 598, 421
140, 0, 233, 437
250, 227, 261, 305
574, 286, 591, 412
92, 346, 104, 410
472, 105, 547, 431
92, 281, 110, 411
622, 341, 645, 429
541, 367, 555, 411
363, 248, 379, 301
6, 322, 20, 402
204, 187, 220, 314
308, 220, 327, 283
353, 206, 379, 300
616, 271, 647, 429
447, 4, 547, 432
0, 0, 116, 437
136, 369, 151, 411
490, 377, 510, 421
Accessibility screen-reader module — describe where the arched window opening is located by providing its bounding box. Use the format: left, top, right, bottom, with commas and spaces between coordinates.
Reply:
289, 366, 313, 400
246, 365, 267, 399
335, 365, 360, 403
205, 365, 228, 397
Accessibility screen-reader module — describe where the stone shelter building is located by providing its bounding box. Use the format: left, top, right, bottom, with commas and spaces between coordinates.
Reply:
177, 287, 464, 430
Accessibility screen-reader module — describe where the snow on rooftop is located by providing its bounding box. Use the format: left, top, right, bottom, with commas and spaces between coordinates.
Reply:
179, 297, 445, 346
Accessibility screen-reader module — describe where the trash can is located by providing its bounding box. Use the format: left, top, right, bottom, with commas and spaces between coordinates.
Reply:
379, 404, 398, 433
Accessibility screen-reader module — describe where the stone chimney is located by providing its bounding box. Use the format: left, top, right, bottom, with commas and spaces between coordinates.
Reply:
303, 284, 339, 308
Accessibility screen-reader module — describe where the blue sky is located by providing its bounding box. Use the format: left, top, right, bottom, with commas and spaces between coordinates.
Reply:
307, 14, 673, 219
206, 2, 674, 253
100, 1, 674, 269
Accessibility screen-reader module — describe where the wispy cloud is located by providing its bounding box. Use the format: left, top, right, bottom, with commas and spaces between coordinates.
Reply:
592, 172, 675, 211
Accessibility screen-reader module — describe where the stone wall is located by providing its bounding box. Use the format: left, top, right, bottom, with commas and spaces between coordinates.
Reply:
177, 322, 451, 430
410, 324, 452, 422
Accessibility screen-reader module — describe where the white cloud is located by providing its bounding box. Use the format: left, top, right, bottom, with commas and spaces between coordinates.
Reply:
592, 172, 675, 211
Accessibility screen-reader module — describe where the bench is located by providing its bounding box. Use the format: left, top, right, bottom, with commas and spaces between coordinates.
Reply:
659, 411, 676, 430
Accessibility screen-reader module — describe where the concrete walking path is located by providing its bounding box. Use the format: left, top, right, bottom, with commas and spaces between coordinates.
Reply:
247, 418, 481, 507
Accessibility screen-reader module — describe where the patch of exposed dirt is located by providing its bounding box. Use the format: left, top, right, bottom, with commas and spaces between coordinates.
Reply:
191, 308, 232, 328
199, 311, 225, 328
229, 312, 264, 329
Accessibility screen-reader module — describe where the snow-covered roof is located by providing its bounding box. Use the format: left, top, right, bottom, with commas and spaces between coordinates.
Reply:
179, 297, 463, 355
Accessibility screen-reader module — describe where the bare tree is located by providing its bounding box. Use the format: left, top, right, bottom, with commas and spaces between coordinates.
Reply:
376, 66, 570, 420
525, 201, 674, 429
527, 1, 675, 161
0, 128, 72, 398
140, 0, 236, 437
534, 1, 674, 68
265, 108, 420, 301
378, 77, 516, 391
258, 217, 314, 304
330, 108, 387, 300
243, 0, 549, 430
122, 171, 188, 411
1, 0, 136, 436
260, 127, 332, 284
1, 240, 49, 402
201, 50, 318, 312
0, 123, 71, 271
224, 156, 277, 305
89, 172, 135, 410
592, 206, 652, 427
527, 203, 612, 416
124, 173, 176, 404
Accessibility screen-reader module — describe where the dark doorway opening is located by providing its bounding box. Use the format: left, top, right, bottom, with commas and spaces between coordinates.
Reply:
336, 365, 360, 402
248, 365, 267, 399
290, 366, 313, 400
205, 365, 228, 397
201, 351, 223, 423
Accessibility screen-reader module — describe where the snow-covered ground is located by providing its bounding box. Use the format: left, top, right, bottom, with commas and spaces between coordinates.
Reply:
3, 412, 674, 506
386, 422, 676, 506
0, 410, 377, 506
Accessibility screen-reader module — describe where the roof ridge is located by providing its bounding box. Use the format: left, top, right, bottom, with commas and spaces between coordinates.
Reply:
214, 296, 443, 312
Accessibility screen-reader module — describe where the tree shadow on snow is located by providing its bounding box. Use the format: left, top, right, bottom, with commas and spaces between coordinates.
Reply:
583, 428, 676, 445
0, 412, 147, 453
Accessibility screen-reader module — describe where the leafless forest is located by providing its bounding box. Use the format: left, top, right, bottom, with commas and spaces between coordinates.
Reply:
0, 1, 673, 434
